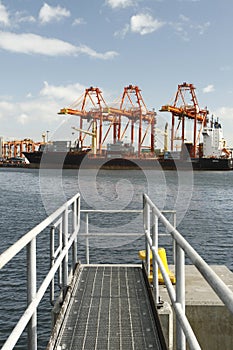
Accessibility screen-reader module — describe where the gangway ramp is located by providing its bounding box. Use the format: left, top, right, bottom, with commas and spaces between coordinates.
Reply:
48, 264, 167, 350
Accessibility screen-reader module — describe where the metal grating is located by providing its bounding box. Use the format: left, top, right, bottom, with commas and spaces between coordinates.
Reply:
54, 266, 165, 350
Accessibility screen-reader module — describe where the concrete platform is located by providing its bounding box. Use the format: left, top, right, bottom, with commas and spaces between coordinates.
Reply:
159, 265, 233, 350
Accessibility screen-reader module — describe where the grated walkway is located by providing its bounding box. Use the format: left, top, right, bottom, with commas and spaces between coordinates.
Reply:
52, 265, 166, 350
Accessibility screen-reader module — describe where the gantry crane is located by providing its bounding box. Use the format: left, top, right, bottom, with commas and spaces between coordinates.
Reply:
160, 82, 209, 158
119, 85, 156, 156
59, 85, 156, 157
59, 86, 108, 153
2, 139, 42, 158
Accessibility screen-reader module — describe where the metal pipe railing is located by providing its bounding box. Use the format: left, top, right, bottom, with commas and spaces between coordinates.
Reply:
143, 193, 233, 350
3, 192, 224, 350
80, 209, 174, 265
0, 192, 80, 350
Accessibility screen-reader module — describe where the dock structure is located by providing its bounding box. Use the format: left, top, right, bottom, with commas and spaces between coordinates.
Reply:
48, 264, 166, 350
0, 192, 233, 350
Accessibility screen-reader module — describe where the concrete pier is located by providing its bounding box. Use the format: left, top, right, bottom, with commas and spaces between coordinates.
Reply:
159, 265, 233, 350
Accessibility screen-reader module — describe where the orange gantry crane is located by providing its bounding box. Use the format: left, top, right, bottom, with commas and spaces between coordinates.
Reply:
2, 139, 42, 158
160, 82, 209, 158
59, 85, 156, 156
59, 86, 108, 153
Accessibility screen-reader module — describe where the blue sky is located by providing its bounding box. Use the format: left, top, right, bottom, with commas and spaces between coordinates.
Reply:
1, 0, 233, 147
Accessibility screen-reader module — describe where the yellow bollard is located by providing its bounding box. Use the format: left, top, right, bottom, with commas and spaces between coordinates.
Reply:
138, 247, 176, 284
157, 247, 176, 284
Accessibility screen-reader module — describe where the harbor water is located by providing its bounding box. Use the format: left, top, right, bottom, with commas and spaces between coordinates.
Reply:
0, 168, 233, 348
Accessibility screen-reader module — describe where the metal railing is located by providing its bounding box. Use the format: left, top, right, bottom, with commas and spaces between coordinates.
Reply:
2, 192, 233, 350
80, 209, 143, 264
0, 193, 80, 350
79, 209, 176, 264
143, 193, 233, 350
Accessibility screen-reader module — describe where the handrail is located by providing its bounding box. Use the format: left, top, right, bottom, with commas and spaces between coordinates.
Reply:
0, 192, 80, 350
0, 202, 175, 349
3, 193, 231, 350
80, 209, 176, 264
143, 193, 233, 350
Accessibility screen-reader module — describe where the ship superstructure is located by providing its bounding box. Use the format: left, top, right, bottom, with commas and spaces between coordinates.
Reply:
202, 120, 231, 158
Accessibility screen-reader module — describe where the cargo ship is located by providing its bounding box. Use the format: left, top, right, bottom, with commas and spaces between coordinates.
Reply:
23, 120, 233, 170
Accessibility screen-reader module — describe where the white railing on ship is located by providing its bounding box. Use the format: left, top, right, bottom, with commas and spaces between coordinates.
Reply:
143, 193, 233, 350
0, 193, 80, 350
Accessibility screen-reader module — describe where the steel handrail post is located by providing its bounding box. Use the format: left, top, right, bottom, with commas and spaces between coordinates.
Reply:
173, 212, 176, 265
152, 208, 159, 305
143, 195, 149, 277
62, 207, 69, 300
176, 242, 186, 350
145, 200, 151, 277
50, 226, 55, 305
85, 213, 90, 264
27, 237, 37, 350
72, 199, 77, 270
58, 222, 62, 287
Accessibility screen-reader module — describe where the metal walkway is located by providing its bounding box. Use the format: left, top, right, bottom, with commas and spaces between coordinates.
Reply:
49, 265, 166, 350
2, 192, 233, 349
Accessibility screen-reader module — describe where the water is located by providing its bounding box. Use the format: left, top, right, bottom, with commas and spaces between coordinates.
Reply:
0, 168, 233, 348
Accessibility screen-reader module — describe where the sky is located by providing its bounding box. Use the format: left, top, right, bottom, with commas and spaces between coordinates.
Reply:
1, 0, 233, 147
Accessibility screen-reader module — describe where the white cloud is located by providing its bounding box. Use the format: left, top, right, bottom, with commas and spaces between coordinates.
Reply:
115, 13, 165, 38
39, 3, 70, 24
171, 15, 210, 41
19, 99, 59, 122
190, 21, 210, 35
106, 0, 134, 9
3, 97, 62, 139
40, 81, 86, 104
0, 1, 10, 26
0, 82, 104, 140
114, 24, 130, 38
214, 107, 233, 121
17, 113, 29, 125
72, 17, 86, 26
15, 11, 36, 24
130, 14, 165, 35
0, 31, 77, 55
78, 44, 118, 59
0, 101, 14, 119
203, 84, 215, 93
179, 14, 189, 22
0, 31, 118, 59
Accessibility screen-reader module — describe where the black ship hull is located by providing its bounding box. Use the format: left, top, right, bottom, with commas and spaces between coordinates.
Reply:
23, 151, 233, 171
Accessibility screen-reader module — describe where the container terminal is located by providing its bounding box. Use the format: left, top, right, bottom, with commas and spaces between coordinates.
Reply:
1, 82, 233, 170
